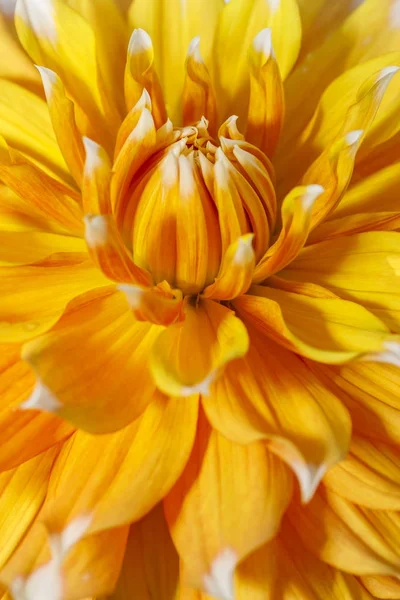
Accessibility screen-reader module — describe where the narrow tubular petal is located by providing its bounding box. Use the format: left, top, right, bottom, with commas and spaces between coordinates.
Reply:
202, 234, 255, 300
36, 66, 85, 186
0, 256, 109, 343
236, 520, 373, 600
253, 184, 324, 282
247, 28, 284, 157
84, 214, 153, 286
0, 78, 70, 182
15, 0, 112, 149
41, 395, 199, 535
235, 285, 392, 364
288, 487, 400, 577
324, 437, 400, 510
124, 28, 167, 127
183, 37, 217, 133
0, 140, 83, 236
213, 0, 301, 122
150, 299, 249, 397
22, 291, 162, 433
128, 0, 224, 124
109, 505, 179, 600
164, 412, 293, 593
82, 137, 112, 215
281, 232, 400, 333
119, 283, 184, 326
202, 330, 351, 503
0, 448, 59, 570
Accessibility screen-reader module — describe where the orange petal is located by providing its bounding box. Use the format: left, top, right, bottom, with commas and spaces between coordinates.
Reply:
202, 234, 255, 301
84, 214, 153, 286
164, 411, 292, 594
202, 330, 351, 503
361, 575, 400, 599
109, 505, 179, 600
0, 230, 86, 266
253, 184, 324, 282
0, 139, 83, 236
119, 282, 185, 326
0, 256, 109, 343
36, 66, 85, 186
247, 28, 285, 157
41, 395, 198, 536
150, 299, 249, 397
289, 486, 400, 577
0, 447, 59, 570
235, 285, 393, 364
22, 290, 162, 432
324, 436, 400, 510
183, 37, 217, 133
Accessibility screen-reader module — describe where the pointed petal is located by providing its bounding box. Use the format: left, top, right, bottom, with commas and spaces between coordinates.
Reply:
150, 299, 249, 397
164, 412, 292, 593
253, 184, 324, 282
22, 291, 162, 432
41, 395, 198, 536
119, 283, 184, 326
109, 505, 179, 600
84, 214, 153, 286
235, 285, 393, 364
203, 234, 255, 301
183, 37, 217, 133
81, 137, 112, 215
202, 330, 351, 503
0, 256, 109, 343
247, 28, 284, 157
36, 66, 85, 186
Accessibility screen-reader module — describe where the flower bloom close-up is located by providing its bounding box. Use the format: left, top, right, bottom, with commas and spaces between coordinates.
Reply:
2, 0, 400, 597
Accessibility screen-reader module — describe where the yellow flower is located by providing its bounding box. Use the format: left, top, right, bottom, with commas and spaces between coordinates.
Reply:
1, 0, 400, 597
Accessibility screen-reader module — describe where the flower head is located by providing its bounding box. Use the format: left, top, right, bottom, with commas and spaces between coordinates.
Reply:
1, 0, 400, 598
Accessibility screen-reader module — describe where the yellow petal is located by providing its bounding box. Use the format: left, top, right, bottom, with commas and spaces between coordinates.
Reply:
0, 447, 59, 570
109, 505, 179, 600
0, 256, 108, 343
84, 214, 153, 286
247, 28, 285, 157
36, 66, 85, 186
183, 37, 217, 133
81, 137, 112, 215
235, 285, 392, 363
236, 520, 373, 600
289, 487, 400, 576
164, 412, 292, 594
128, 0, 224, 123
0, 139, 84, 236
213, 0, 301, 122
324, 436, 400, 510
119, 282, 185, 326
15, 0, 112, 150
0, 230, 86, 266
150, 299, 249, 397
22, 290, 162, 433
124, 28, 167, 127
253, 184, 324, 282
0, 78, 69, 182
281, 231, 400, 333
41, 395, 198, 536
361, 575, 400, 599
202, 234, 255, 301
202, 330, 351, 503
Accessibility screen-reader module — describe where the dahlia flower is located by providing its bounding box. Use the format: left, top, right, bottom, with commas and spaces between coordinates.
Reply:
1, 0, 400, 597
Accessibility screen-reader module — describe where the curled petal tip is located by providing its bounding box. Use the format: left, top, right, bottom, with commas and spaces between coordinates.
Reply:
20, 381, 61, 412
128, 27, 152, 54
345, 129, 364, 146
252, 28, 273, 58
84, 214, 109, 247
203, 548, 237, 600
301, 184, 324, 210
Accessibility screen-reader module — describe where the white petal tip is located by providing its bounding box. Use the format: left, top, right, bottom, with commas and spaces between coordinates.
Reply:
377, 65, 400, 81
0, 0, 17, 17
118, 284, 144, 309
345, 129, 364, 146
252, 28, 273, 58
203, 548, 237, 600
187, 36, 203, 62
20, 382, 61, 412
267, 0, 280, 13
362, 341, 400, 367
233, 235, 255, 265
84, 214, 109, 247
292, 461, 327, 503
35, 65, 57, 99
50, 514, 92, 559
301, 184, 324, 210
16, 0, 57, 42
128, 28, 152, 55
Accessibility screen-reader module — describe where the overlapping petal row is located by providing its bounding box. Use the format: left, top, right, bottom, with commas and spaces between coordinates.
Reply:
1, 0, 400, 598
